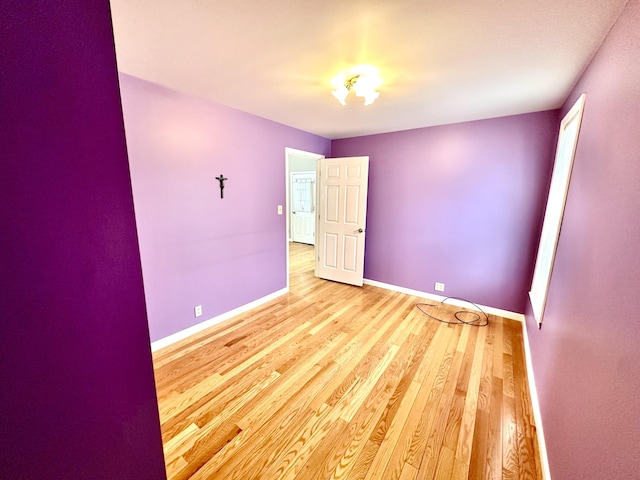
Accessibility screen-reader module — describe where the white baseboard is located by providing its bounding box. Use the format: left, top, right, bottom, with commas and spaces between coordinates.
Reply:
520, 318, 552, 480
363, 279, 525, 322
150, 287, 288, 352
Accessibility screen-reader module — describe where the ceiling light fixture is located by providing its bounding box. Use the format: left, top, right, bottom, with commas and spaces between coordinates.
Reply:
331, 65, 382, 106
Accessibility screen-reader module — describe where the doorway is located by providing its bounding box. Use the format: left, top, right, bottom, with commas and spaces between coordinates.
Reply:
285, 148, 370, 289
285, 147, 324, 289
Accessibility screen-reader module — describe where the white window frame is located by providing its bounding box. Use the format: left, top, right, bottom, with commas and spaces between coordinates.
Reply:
529, 94, 586, 327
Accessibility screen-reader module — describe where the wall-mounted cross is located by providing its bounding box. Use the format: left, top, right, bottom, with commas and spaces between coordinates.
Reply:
215, 174, 228, 199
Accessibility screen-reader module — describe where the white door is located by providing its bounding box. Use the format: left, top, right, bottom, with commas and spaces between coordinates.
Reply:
316, 156, 369, 286
291, 171, 316, 245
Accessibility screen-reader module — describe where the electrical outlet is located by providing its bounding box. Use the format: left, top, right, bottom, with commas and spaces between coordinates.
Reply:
435, 282, 445, 292
277, 205, 283, 215
194, 305, 203, 317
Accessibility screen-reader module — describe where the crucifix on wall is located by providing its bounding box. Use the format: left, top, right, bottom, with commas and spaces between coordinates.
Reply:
215, 174, 228, 198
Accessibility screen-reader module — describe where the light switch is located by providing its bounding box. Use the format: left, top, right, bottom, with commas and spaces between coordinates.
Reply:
278, 205, 283, 215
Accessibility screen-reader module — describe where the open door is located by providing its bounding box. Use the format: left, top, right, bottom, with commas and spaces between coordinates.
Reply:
316, 156, 369, 286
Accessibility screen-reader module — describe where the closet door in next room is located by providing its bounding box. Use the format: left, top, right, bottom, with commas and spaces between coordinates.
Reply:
291, 171, 316, 245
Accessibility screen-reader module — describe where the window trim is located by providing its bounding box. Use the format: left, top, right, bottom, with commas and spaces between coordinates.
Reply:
529, 94, 586, 327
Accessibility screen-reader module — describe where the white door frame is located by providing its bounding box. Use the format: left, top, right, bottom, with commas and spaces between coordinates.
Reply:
285, 147, 324, 290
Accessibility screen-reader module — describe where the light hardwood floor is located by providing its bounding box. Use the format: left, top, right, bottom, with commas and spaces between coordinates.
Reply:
153, 242, 542, 479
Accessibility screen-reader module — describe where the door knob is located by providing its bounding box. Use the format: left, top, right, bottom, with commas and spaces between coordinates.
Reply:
355, 228, 364, 233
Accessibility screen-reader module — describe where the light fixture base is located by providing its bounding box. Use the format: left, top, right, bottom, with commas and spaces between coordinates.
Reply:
331, 65, 381, 106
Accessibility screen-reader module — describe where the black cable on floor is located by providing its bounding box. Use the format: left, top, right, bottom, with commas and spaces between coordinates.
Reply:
416, 296, 489, 327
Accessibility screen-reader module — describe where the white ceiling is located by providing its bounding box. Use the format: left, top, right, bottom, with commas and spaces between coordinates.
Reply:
110, 0, 627, 140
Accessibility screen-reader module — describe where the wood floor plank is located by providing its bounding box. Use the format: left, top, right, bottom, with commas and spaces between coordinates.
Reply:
378, 324, 461, 480
362, 379, 422, 480
153, 242, 543, 480
349, 441, 380, 480
492, 313, 504, 380
442, 325, 478, 452
452, 458, 469, 480
265, 407, 346, 480
486, 376, 504, 480
434, 445, 455, 479
402, 326, 455, 470
414, 330, 466, 480
454, 326, 487, 467
328, 321, 437, 480
467, 409, 489, 479
502, 366, 519, 480
398, 462, 418, 480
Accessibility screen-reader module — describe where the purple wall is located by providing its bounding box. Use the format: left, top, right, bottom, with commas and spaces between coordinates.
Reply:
332, 112, 558, 313
0, 2, 166, 479
525, 1, 640, 478
119, 74, 331, 342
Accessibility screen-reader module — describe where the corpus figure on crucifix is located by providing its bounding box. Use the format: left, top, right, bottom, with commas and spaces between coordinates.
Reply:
215, 174, 228, 199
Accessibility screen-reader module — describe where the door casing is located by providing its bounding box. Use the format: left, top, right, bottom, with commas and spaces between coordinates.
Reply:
285, 147, 324, 290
